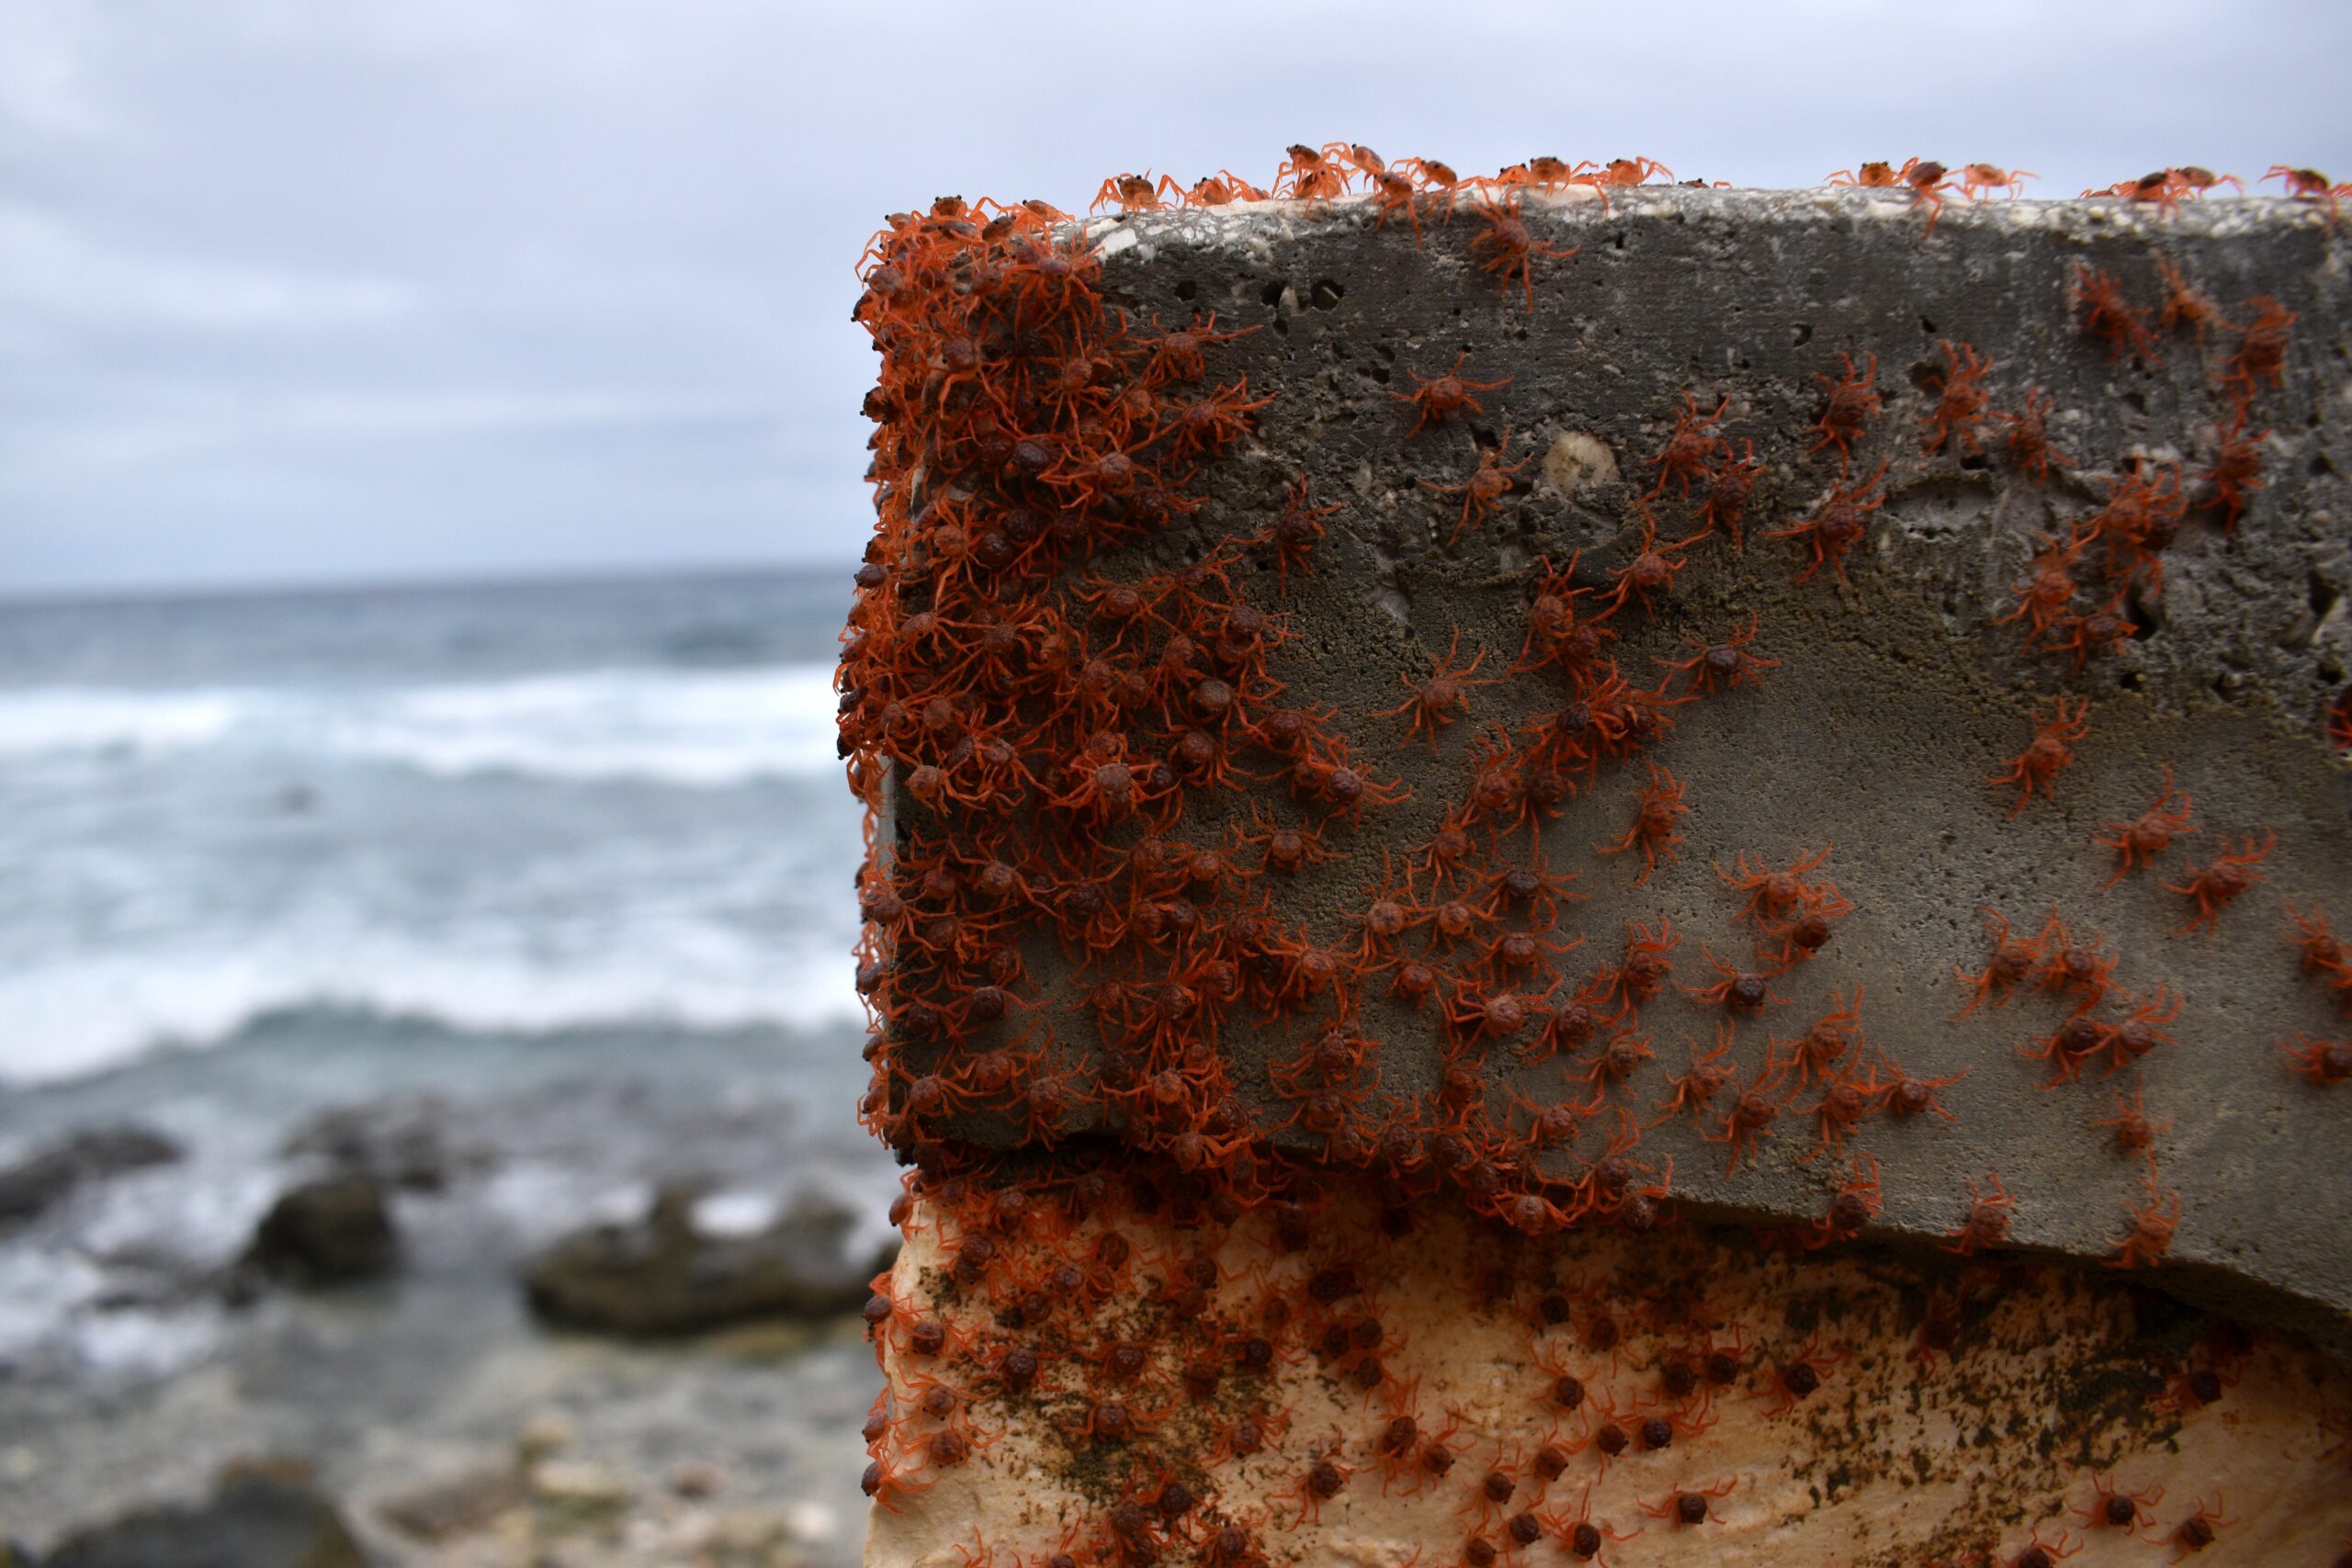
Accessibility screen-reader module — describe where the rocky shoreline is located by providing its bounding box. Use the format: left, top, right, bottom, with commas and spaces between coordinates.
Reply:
0, 1066, 893, 1568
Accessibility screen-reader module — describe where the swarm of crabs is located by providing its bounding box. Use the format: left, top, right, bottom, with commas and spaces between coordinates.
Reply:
841, 146, 2352, 1565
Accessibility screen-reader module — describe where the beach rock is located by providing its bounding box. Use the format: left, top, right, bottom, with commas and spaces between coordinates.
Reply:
40, 1467, 362, 1568
526, 1458, 632, 1529
0, 1125, 181, 1229
522, 1184, 892, 1337
245, 1174, 396, 1282
284, 1092, 490, 1192
375, 1460, 524, 1542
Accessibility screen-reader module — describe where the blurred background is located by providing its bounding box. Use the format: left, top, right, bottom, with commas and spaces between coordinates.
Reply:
3, 1, 2346, 1562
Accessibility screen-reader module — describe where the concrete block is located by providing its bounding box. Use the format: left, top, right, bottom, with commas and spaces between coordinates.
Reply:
842, 182, 2352, 1562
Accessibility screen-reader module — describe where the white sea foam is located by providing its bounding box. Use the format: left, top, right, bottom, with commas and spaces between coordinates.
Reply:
0, 686, 244, 759
0, 665, 842, 786
325, 667, 842, 785
0, 924, 865, 1086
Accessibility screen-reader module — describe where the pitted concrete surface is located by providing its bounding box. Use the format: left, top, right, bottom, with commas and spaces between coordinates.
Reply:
892, 189, 2351, 1358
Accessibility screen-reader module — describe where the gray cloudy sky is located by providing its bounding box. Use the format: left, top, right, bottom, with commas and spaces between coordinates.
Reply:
3, 0, 2346, 597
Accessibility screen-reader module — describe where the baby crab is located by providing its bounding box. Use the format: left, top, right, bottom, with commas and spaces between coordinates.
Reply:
1758, 1330, 1843, 1417
1920, 339, 1995, 455
1953, 907, 2043, 1018
1647, 390, 1731, 498
2108, 1171, 2181, 1269
1594, 762, 1690, 885
1767, 460, 1889, 585
1987, 695, 2090, 815
1374, 629, 1497, 748
2265, 164, 2341, 220
1091, 171, 1181, 213
1423, 423, 1532, 544
1805, 351, 1883, 467
1942, 1171, 2016, 1257
1902, 159, 1957, 236
1468, 190, 1580, 310
2094, 1082, 2171, 1171
1769, 469, 1891, 592
1596, 507, 1706, 619
2165, 829, 2273, 933
2093, 765, 2197, 885
2281, 1033, 2352, 1087
1826, 161, 1901, 187
1957, 163, 2038, 199
1657, 614, 1778, 696
2073, 264, 2161, 366
1395, 352, 1511, 436
2073, 1472, 2165, 1534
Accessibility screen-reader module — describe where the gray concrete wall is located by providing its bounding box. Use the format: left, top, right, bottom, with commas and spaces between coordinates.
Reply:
877, 186, 2351, 1355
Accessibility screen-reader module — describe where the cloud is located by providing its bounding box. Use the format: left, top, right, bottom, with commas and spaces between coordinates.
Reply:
1, 0, 2346, 595
0, 204, 414, 332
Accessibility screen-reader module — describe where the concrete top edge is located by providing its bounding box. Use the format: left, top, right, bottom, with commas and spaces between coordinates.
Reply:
1078, 187, 2340, 260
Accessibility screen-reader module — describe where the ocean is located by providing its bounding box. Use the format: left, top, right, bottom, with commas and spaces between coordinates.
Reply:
0, 568, 896, 1467
0, 570, 868, 1086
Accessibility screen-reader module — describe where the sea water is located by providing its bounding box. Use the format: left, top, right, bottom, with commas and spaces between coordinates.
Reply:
0, 570, 892, 1384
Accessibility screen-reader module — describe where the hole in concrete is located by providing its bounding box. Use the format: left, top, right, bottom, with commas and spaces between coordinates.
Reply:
1792, 322, 1814, 348
1369, 364, 1391, 385
1907, 360, 1939, 392
1611, 232, 1627, 251
1174, 278, 1197, 302
2125, 586, 2163, 639
2121, 390, 2147, 414
1310, 279, 1345, 310
2312, 452, 2335, 477
2312, 570, 2341, 620
1960, 453, 1991, 472
1919, 315, 1939, 335
2117, 669, 2144, 693
1259, 279, 1286, 309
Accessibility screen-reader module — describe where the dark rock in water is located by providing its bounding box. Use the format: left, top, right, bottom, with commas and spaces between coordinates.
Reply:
245, 1175, 396, 1282
40, 1467, 362, 1568
524, 1184, 895, 1337
284, 1093, 489, 1192
0, 1124, 182, 1230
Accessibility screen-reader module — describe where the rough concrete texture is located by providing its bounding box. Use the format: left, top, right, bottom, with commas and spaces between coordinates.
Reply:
866, 1189, 2351, 1566
881, 189, 2351, 1351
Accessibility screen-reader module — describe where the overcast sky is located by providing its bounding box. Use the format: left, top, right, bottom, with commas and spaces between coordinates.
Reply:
3, 0, 2345, 598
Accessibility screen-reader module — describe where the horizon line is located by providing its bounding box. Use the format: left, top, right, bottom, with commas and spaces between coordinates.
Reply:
0, 555, 863, 615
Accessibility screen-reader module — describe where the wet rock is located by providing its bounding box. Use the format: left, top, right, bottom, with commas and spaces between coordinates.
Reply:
40, 1466, 362, 1568
0, 1125, 181, 1230
283, 1092, 491, 1192
375, 1460, 523, 1542
527, 1458, 632, 1529
522, 1185, 893, 1337
517, 1411, 575, 1463
245, 1175, 396, 1283
670, 1461, 725, 1498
